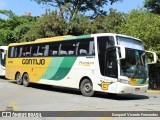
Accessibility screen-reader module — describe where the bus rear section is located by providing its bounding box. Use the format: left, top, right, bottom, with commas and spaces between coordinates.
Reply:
0, 46, 8, 76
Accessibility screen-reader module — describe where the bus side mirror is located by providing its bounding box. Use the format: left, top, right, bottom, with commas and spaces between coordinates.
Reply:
115, 45, 126, 60
145, 51, 157, 64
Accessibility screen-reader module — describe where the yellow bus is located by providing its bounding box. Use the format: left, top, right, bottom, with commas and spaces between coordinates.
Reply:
5, 33, 156, 97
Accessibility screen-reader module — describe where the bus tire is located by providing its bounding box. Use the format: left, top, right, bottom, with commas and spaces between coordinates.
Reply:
16, 72, 22, 85
22, 73, 30, 87
80, 79, 94, 97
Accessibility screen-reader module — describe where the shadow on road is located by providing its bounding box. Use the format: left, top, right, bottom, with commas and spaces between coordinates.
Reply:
94, 92, 149, 100
9, 80, 149, 100
0, 76, 6, 79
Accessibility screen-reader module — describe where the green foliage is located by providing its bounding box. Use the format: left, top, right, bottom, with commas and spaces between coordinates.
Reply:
30, 0, 123, 37
24, 10, 65, 41
0, 10, 16, 18
65, 15, 97, 35
144, 0, 160, 14
0, 29, 14, 45
0, 10, 37, 45
93, 8, 125, 33
118, 9, 160, 62
24, 10, 97, 37
31, 0, 122, 19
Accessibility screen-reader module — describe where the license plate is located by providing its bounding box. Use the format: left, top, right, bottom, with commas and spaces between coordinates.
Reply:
135, 88, 140, 91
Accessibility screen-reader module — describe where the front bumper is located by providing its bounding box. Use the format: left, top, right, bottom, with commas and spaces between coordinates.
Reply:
115, 82, 148, 94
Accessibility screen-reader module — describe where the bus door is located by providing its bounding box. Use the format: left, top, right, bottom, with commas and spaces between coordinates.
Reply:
105, 48, 118, 78
97, 36, 118, 82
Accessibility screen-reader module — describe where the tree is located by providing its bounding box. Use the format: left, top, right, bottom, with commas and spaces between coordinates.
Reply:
0, 10, 17, 45
93, 8, 125, 33
31, 0, 122, 19
31, 0, 122, 34
144, 0, 160, 14
118, 9, 160, 62
0, 10, 37, 44
24, 10, 66, 41
0, 10, 16, 19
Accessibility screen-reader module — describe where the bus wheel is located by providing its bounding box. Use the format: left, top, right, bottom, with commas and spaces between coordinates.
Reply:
16, 72, 22, 85
80, 79, 94, 97
22, 73, 30, 87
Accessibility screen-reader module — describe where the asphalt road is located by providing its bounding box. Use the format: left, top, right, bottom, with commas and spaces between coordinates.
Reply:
0, 78, 160, 120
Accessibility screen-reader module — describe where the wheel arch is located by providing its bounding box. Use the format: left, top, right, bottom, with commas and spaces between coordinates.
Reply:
15, 71, 21, 80
22, 72, 28, 77
79, 76, 93, 89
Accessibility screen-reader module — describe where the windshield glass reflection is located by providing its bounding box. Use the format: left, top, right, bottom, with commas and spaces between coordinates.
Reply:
120, 48, 148, 79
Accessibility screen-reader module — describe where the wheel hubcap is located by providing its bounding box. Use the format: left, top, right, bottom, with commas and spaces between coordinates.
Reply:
84, 83, 92, 93
17, 75, 21, 82
23, 75, 28, 84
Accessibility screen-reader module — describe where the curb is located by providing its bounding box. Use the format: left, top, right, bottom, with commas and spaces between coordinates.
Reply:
147, 90, 160, 93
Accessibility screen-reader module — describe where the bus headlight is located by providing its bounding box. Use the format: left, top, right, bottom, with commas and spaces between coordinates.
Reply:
118, 79, 129, 84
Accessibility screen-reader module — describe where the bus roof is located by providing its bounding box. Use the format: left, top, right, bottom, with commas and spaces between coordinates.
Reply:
8, 33, 141, 46
0, 46, 8, 50
91, 33, 141, 41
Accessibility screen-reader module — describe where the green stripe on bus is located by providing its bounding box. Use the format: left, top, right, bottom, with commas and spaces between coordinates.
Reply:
41, 57, 77, 80
41, 58, 63, 79
64, 34, 91, 40
49, 57, 77, 80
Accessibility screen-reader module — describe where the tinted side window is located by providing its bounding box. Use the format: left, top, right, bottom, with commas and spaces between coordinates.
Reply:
97, 36, 114, 54
59, 41, 77, 56
19, 46, 23, 57
22, 46, 31, 57
77, 38, 95, 56
31, 45, 38, 56
8, 46, 21, 58
48, 42, 59, 56
44, 44, 49, 56
8, 38, 95, 58
37, 44, 46, 56
8, 47, 14, 58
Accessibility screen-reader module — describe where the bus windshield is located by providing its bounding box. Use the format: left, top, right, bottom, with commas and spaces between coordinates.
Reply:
117, 36, 144, 50
120, 48, 148, 79
117, 36, 148, 79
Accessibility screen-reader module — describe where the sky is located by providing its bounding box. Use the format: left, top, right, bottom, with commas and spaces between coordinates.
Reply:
0, 0, 145, 18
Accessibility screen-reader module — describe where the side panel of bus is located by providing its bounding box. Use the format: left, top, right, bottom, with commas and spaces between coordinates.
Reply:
5, 35, 98, 90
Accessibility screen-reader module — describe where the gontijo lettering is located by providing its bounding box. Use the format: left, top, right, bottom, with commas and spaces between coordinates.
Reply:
22, 59, 45, 65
